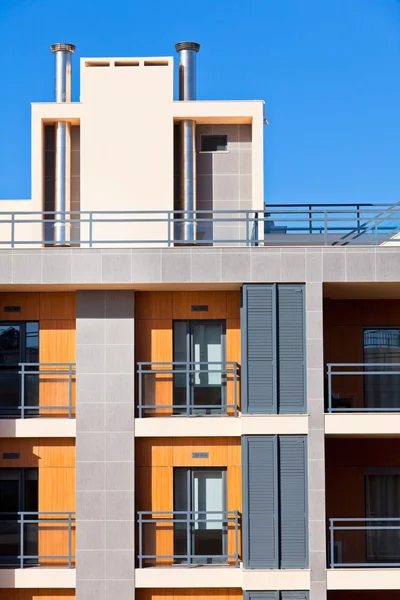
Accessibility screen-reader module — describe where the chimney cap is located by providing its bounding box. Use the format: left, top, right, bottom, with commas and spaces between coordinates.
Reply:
50, 43, 76, 54
175, 42, 200, 53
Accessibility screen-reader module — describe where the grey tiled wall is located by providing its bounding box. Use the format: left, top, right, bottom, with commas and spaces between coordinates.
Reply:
306, 282, 326, 600
76, 291, 135, 600
196, 124, 252, 242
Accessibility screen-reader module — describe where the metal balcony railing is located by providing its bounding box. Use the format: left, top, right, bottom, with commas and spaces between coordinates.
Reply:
0, 362, 76, 418
326, 363, 400, 412
0, 511, 75, 568
329, 517, 400, 568
137, 362, 239, 417
137, 510, 240, 567
1, 202, 400, 247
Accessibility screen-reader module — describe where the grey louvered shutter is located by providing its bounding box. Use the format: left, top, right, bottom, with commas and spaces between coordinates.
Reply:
245, 593, 279, 600
279, 436, 308, 568
242, 285, 276, 413
280, 593, 309, 600
277, 285, 306, 414
242, 436, 278, 568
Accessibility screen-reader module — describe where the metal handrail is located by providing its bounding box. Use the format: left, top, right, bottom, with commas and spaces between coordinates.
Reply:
326, 362, 400, 413
0, 205, 400, 246
329, 517, 400, 568
137, 361, 239, 417
0, 511, 75, 568
0, 362, 76, 418
137, 510, 240, 568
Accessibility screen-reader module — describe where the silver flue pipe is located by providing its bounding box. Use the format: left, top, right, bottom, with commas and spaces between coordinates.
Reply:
175, 42, 200, 243
50, 43, 75, 245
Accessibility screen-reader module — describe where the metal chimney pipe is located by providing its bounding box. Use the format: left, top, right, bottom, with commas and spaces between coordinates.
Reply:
175, 42, 200, 243
50, 43, 75, 245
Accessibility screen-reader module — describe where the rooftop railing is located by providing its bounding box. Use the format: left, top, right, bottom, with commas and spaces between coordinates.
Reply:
0, 511, 75, 568
0, 362, 76, 418
0, 202, 400, 247
137, 361, 240, 417
329, 517, 400, 568
137, 510, 240, 567
326, 363, 400, 412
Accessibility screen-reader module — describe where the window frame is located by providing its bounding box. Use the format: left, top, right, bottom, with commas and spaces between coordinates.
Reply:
199, 134, 229, 154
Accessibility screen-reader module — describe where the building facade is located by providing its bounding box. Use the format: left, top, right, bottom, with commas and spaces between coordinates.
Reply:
0, 41, 399, 600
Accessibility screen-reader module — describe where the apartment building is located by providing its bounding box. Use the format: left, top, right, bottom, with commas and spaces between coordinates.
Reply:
0, 39, 399, 600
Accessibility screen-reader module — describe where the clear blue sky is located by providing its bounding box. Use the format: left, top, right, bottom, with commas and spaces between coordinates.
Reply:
0, 0, 399, 205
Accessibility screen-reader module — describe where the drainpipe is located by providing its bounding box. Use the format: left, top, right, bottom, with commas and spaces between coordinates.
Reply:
50, 43, 76, 245
175, 42, 200, 242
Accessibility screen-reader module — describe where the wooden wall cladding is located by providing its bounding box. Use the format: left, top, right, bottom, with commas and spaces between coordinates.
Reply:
135, 292, 241, 413
137, 590, 243, 600
0, 592, 75, 600
0, 292, 76, 322
136, 437, 242, 566
324, 298, 400, 409
0, 438, 75, 567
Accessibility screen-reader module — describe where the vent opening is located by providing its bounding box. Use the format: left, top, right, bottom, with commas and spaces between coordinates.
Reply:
144, 60, 169, 67
85, 61, 110, 67
115, 60, 140, 67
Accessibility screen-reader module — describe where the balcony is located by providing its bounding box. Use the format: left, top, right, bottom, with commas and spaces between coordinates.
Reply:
0, 363, 76, 419
329, 518, 400, 568
0, 511, 75, 568
1, 203, 400, 248
326, 363, 400, 413
137, 362, 240, 417
137, 510, 240, 567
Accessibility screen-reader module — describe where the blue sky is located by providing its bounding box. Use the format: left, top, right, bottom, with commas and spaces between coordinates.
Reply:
0, 0, 399, 205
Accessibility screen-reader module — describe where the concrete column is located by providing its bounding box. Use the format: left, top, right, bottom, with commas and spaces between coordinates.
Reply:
76, 291, 135, 600
306, 282, 326, 600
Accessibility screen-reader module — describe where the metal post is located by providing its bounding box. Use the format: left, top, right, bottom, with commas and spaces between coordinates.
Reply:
309, 205, 312, 234
357, 205, 361, 233
167, 211, 171, 247
68, 364, 72, 418
68, 513, 72, 568
138, 513, 143, 568
20, 513, 24, 569
89, 212, 93, 248
186, 362, 190, 417
20, 364, 25, 419
328, 364, 332, 413
186, 510, 191, 566
245, 213, 249, 246
324, 211, 328, 245
11, 213, 15, 248
235, 511, 239, 567
138, 364, 143, 418
233, 365, 237, 417
330, 519, 335, 568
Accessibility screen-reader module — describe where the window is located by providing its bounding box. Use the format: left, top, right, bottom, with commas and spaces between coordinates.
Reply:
200, 135, 228, 153
363, 328, 400, 409
365, 470, 400, 562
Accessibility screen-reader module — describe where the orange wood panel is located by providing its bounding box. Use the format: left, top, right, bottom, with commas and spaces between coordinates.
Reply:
39, 320, 76, 416
227, 292, 241, 319
173, 292, 227, 320
0, 293, 40, 321
137, 466, 173, 565
38, 466, 76, 567
39, 293, 76, 320
226, 319, 241, 413
0, 594, 75, 600
136, 588, 242, 600
136, 439, 173, 467
38, 439, 75, 467
0, 438, 39, 467
172, 438, 228, 467
136, 292, 173, 320
227, 438, 241, 466
227, 465, 242, 563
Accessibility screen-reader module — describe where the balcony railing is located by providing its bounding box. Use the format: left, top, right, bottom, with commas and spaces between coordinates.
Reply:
326, 363, 400, 412
0, 511, 75, 568
137, 362, 240, 417
0, 362, 76, 418
329, 517, 400, 568
137, 510, 240, 567
1, 202, 400, 247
